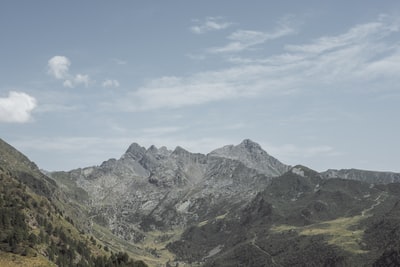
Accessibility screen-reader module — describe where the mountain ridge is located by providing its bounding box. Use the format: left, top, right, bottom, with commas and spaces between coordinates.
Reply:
46, 139, 400, 266
54, 139, 400, 266
322, 168, 400, 184
60, 139, 400, 186
2, 137, 400, 266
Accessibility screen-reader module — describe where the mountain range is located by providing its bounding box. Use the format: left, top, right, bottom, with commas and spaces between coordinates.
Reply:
1, 137, 400, 266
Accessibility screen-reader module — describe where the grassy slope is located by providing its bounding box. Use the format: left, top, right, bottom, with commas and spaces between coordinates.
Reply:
0, 251, 56, 267
271, 192, 389, 254
0, 138, 147, 267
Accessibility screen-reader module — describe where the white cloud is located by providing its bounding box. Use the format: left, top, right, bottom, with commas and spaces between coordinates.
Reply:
191, 17, 233, 34
48, 56, 92, 88
63, 80, 74, 88
63, 74, 91, 88
0, 91, 37, 123
48, 56, 70, 79
75, 74, 91, 87
102, 79, 120, 88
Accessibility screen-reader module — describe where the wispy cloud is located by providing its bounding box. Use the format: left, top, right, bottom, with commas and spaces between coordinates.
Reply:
0, 91, 37, 123
211, 27, 295, 53
111, 15, 400, 112
102, 79, 120, 88
35, 103, 80, 113
112, 58, 127, 65
186, 53, 207, 61
209, 16, 296, 53
285, 15, 399, 54
48, 55, 92, 88
190, 17, 233, 34
115, 72, 256, 111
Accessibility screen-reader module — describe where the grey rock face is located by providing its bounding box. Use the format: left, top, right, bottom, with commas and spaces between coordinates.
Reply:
53, 139, 285, 243
209, 139, 290, 176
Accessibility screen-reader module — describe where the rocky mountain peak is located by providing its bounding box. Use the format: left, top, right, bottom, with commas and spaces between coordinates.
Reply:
124, 142, 146, 160
239, 138, 263, 151
147, 145, 158, 154
209, 139, 290, 177
172, 146, 190, 156
145, 145, 171, 159
211, 139, 266, 156
158, 146, 171, 156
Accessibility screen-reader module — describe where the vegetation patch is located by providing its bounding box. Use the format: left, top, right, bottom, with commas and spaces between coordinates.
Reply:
271, 215, 367, 254
0, 251, 55, 267
271, 192, 388, 254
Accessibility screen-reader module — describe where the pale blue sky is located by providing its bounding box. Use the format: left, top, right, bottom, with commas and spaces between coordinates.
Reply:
1, 1, 399, 172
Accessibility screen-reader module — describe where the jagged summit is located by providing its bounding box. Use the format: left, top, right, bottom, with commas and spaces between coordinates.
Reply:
172, 146, 190, 156
120, 139, 289, 177
238, 138, 263, 151
210, 139, 269, 156
209, 139, 290, 177
124, 142, 146, 160
146, 145, 171, 158
147, 144, 158, 154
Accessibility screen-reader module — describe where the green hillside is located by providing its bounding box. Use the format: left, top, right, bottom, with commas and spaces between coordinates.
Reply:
0, 138, 147, 267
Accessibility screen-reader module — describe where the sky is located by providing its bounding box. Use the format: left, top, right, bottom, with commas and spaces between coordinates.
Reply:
0, 1, 399, 172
